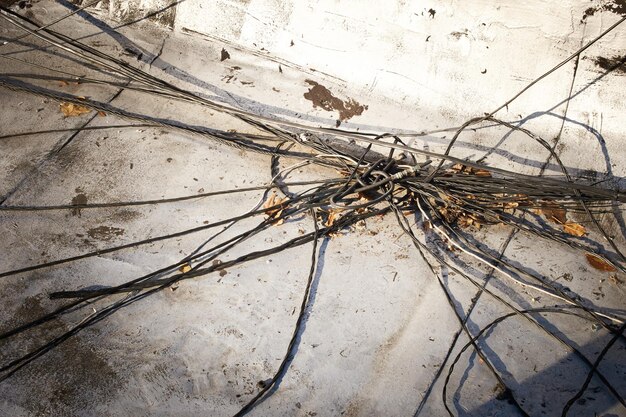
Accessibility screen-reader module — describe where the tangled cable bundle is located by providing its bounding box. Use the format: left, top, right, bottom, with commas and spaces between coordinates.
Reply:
0, 4, 625, 417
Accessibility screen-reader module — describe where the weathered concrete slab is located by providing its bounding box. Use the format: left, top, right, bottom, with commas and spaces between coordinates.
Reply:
0, 1, 625, 416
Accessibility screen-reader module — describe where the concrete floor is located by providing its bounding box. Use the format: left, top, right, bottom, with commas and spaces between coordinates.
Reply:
0, 2, 625, 416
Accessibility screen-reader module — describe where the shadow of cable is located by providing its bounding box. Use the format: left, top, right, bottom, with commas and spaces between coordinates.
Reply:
255, 236, 329, 404
461, 326, 626, 417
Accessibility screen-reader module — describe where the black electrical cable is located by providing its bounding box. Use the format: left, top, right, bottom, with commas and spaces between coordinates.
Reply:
231, 207, 321, 416
561, 321, 626, 417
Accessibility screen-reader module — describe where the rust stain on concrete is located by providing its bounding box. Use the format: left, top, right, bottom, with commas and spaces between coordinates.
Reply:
303, 80, 368, 121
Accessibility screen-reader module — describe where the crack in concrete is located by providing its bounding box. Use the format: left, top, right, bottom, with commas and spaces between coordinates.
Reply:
149, 34, 168, 67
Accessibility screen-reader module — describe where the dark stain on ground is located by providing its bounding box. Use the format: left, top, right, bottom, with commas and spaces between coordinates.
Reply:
122, 47, 143, 61
1, 296, 120, 415
303, 80, 368, 121
220, 48, 231, 61
582, 0, 626, 21
593, 54, 626, 75
71, 193, 88, 217
109, 209, 142, 222
87, 226, 125, 241
583, 6, 597, 20
450, 29, 469, 39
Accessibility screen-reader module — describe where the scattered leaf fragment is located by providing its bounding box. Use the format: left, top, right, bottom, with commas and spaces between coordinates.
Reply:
585, 254, 616, 272
179, 263, 192, 273
457, 215, 473, 228
473, 169, 492, 177
451, 163, 465, 172
59, 102, 91, 117
450, 164, 491, 177
263, 193, 287, 225
563, 222, 586, 237
97, 111, 106, 117
324, 210, 338, 227
537, 201, 567, 224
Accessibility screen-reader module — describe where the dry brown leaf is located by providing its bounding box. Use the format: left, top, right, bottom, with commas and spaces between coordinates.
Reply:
457, 216, 473, 228
263, 193, 287, 224
179, 263, 192, 273
97, 111, 107, 117
473, 169, 492, 177
450, 164, 492, 177
538, 201, 567, 224
59, 102, 91, 117
438, 206, 460, 224
514, 194, 531, 207
563, 222, 586, 237
264, 193, 275, 206
585, 254, 616, 272
263, 193, 278, 212
58, 80, 69, 87
324, 210, 338, 227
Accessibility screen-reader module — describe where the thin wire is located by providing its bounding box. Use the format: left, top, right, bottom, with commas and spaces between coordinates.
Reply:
0, 0, 101, 48
232, 208, 321, 416
561, 321, 626, 416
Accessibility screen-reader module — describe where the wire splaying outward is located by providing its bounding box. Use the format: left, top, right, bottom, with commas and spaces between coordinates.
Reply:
0, 4, 625, 417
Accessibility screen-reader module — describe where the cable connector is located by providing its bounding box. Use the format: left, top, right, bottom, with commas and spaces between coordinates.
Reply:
391, 160, 432, 180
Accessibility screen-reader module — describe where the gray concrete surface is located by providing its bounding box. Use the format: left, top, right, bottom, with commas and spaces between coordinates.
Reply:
0, 1, 625, 416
